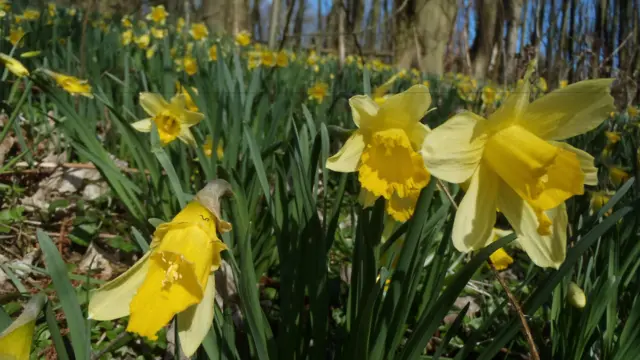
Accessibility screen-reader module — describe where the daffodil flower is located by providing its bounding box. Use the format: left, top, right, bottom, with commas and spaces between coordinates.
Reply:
326, 85, 432, 221
487, 228, 514, 270
0, 53, 30, 77
235, 30, 251, 46
89, 181, 232, 356
44, 70, 93, 98
190, 23, 209, 41
372, 74, 399, 105
147, 5, 168, 24
308, 82, 329, 103
422, 63, 614, 268
0, 293, 47, 360
131, 92, 204, 146
567, 282, 586, 309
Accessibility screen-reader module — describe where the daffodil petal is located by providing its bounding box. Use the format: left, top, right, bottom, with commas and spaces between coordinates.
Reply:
0, 293, 46, 360
497, 184, 567, 268
140, 92, 169, 117
88, 252, 151, 320
551, 141, 598, 186
409, 122, 430, 150
131, 118, 152, 132
421, 112, 487, 183
169, 94, 187, 112
349, 95, 379, 128
177, 272, 216, 357
178, 127, 197, 147
377, 84, 431, 130
452, 164, 498, 252
326, 131, 364, 173
488, 62, 535, 127
182, 111, 205, 126
519, 79, 615, 140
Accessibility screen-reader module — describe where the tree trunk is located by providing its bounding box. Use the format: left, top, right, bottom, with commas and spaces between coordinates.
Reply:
546, 0, 556, 80
393, 0, 416, 69
520, 0, 529, 54
568, 0, 576, 81
558, 0, 570, 79
505, 0, 524, 82
365, 0, 381, 50
203, 0, 229, 33
470, 0, 501, 79
293, 0, 306, 47
531, 0, 545, 64
252, 0, 263, 41
268, 0, 281, 48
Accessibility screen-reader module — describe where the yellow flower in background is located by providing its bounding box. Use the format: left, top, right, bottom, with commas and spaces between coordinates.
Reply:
48, 3, 56, 17
372, 74, 399, 105
559, 80, 568, 89
567, 282, 586, 309
23, 9, 40, 20
308, 82, 329, 103
307, 51, 319, 66
183, 55, 198, 76
146, 45, 157, 59
422, 63, 614, 268
327, 85, 432, 221
235, 30, 251, 46
121, 15, 133, 28
590, 191, 613, 216
248, 51, 261, 70
147, 5, 168, 24
605, 131, 621, 144
422, 80, 430, 88
482, 86, 497, 106
0, 294, 46, 360
131, 92, 204, 146
208, 45, 218, 61
490, 248, 514, 270
190, 22, 209, 41
45, 70, 94, 98
7, 27, 26, 47
609, 166, 629, 187
121, 29, 133, 46
203, 136, 224, 159
177, 17, 185, 30
457, 77, 478, 102
0, 53, 30, 77
0, 10, 5, 18
135, 34, 151, 49
67, 7, 77, 16
261, 51, 276, 67
537, 77, 548, 92
276, 51, 289, 67
89, 181, 232, 357
151, 27, 167, 39
176, 81, 199, 112
628, 106, 638, 118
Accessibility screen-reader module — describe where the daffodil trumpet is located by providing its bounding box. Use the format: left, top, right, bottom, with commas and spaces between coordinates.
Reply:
422, 62, 615, 268
88, 180, 233, 356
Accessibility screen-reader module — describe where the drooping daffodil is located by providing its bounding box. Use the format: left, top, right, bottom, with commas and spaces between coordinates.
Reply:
0, 293, 47, 360
131, 92, 204, 146
44, 70, 93, 98
0, 53, 30, 77
327, 85, 432, 221
88, 180, 232, 356
422, 62, 614, 268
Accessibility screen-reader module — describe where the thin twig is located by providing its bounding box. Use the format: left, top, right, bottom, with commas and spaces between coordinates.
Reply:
599, 32, 634, 70
91, 331, 131, 360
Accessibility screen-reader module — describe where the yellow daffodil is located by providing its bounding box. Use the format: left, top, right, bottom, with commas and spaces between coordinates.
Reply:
20, 51, 41, 58
190, 22, 209, 41
208, 45, 218, 61
135, 34, 151, 49
0, 53, 30, 77
261, 51, 276, 67
131, 92, 203, 146
605, 131, 621, 144
628, 106, 638, 118
121, 29, 133, 46
121, 15, 133, 28
276, 51, 289, 67
146, 45, 157, 59
482, 86, 496, 106
151, 27, 167, 39
67, 7, 77, 17
177, 17, 185, 31
590, 191, 613, 216
176, 81, 199, 112
308, 82, 329, 103
48, 3, 56, 17
203, 136, 224, 159
7, 27, 25, 47
248, 51, 261, 70
0, 293, 47, 360
327, 85, 432, 221
0, 10, 5, 18
422, 63, 614, 268
307, 51, 319, 66
490, 248, 514, 270
537, 77, 548, 92
22, 9, 40, 20
147, 5, 168, 24
422, 80, 430, 88
89, 181, 232, 356
609, 166, 629, 187
235, 30, 251, 46
183, 55, 198, 76
567, 282, 586, 309
559, 80, 568, 89
373, 75, 399, 105
44, 70, 93, 98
